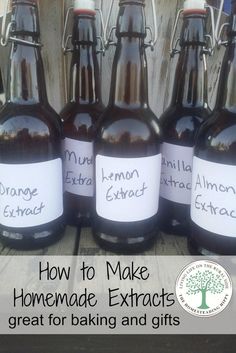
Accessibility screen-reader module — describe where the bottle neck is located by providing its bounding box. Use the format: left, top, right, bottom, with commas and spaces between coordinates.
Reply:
6, 40, 48, 105
109, 37, 148, 108
171, 14, 208, 109
69, 14, 101, 105
6, 1, 48, 105
217, 6, 236, 111
109, 2, 148, 109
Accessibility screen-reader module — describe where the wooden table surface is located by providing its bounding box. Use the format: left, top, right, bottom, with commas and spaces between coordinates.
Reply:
0, 225, 189, 256
0, 227, 235, 353
78, 227, 189, 256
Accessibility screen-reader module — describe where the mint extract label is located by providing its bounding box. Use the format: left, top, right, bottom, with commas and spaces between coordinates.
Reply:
63, 138, 94, 197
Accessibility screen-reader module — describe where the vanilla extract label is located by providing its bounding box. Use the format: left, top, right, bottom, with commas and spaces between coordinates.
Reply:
96, 154, 161, 222
63, 138, 94, 197
160, 143, 194, 205
191, 157, 236, 237
0, 159, 63, 228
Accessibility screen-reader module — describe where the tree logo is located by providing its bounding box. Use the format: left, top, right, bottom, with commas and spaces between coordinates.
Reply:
175, 260, 232, 317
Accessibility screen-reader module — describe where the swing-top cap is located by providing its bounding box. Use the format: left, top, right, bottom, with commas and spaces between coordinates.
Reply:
183, 0, 206, 12
73, 0, 96, 13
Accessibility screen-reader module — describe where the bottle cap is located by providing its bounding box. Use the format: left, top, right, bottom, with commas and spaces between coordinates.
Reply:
183, 0, 206, 11
73, 0, 95, 12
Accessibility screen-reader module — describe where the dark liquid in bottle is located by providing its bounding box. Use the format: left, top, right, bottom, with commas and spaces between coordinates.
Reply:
158, 12, 211, 236
189, 111, 236, 255
189, 3, 236, 255
0, 69, 4, 106
0, 0, 64, 249
93, 1, 162, 253
61, 12, 104, 227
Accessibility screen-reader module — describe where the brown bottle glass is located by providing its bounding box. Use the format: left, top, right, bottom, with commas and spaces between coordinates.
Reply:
189, 1, 236, 255
0, 0, 64, 249
0, 69, 4, 106
158, 8, 211, 236
93, 0, 162, 253
60, 5, 104, 227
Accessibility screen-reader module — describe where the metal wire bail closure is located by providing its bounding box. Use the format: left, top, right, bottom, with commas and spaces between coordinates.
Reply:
170, 8, 183, 57
170, 2, 216, 57
96, 7, 106, 55
62, 5, 73, 54
104, 0, 158, 51
215, 0, 230, 47
1, 0, 42, 47
1, 0, 11, 47
204, 3, 216, 56
62, 3, 105, 55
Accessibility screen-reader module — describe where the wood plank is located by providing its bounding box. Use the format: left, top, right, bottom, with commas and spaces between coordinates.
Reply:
78, 227, 108, 255
0, 239, 4, 253
0, 226, 78, 255
39, 0, 65, 113
0, 0, 8, 17
78, 227, 189, 255
0, 334, 235, 353
145, 232, 188, 255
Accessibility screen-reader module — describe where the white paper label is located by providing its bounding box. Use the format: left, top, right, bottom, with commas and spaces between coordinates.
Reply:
63, 138, 93, 197
0, 159, 63, 228
191, 157, 236, 237
160, 143, 194, 205
96, 154, 161, 222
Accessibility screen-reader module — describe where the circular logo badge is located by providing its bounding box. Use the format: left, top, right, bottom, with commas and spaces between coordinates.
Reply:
176, 260, 232, 317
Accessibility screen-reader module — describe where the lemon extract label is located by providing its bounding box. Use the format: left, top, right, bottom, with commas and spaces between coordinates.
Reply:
96, 154, 161, 222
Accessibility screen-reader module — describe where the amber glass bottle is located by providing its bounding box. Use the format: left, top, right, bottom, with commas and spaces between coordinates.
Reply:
189, 0, 236, 255
61, 0, 104, 226
0, 0, 64, 249
0, 69, 4, 106
158, 0, 211, 236
93, 0, 162, 252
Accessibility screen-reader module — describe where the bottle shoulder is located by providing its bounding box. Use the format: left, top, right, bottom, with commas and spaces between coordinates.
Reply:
0, 103, 62, 164
61, 102, 104, 141
96, 105, 162, 139
0, 103, 62, 137
160, 105, 211, 145
195, 109, 236, 163
160, 105, 211, 126
94, 106, 162, 158
60, 102, 104, 122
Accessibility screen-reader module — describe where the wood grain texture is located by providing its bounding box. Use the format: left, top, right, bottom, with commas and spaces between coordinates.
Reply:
0, 335, 236, 353
39, 0, 65, 113
78, 227, 189, 255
